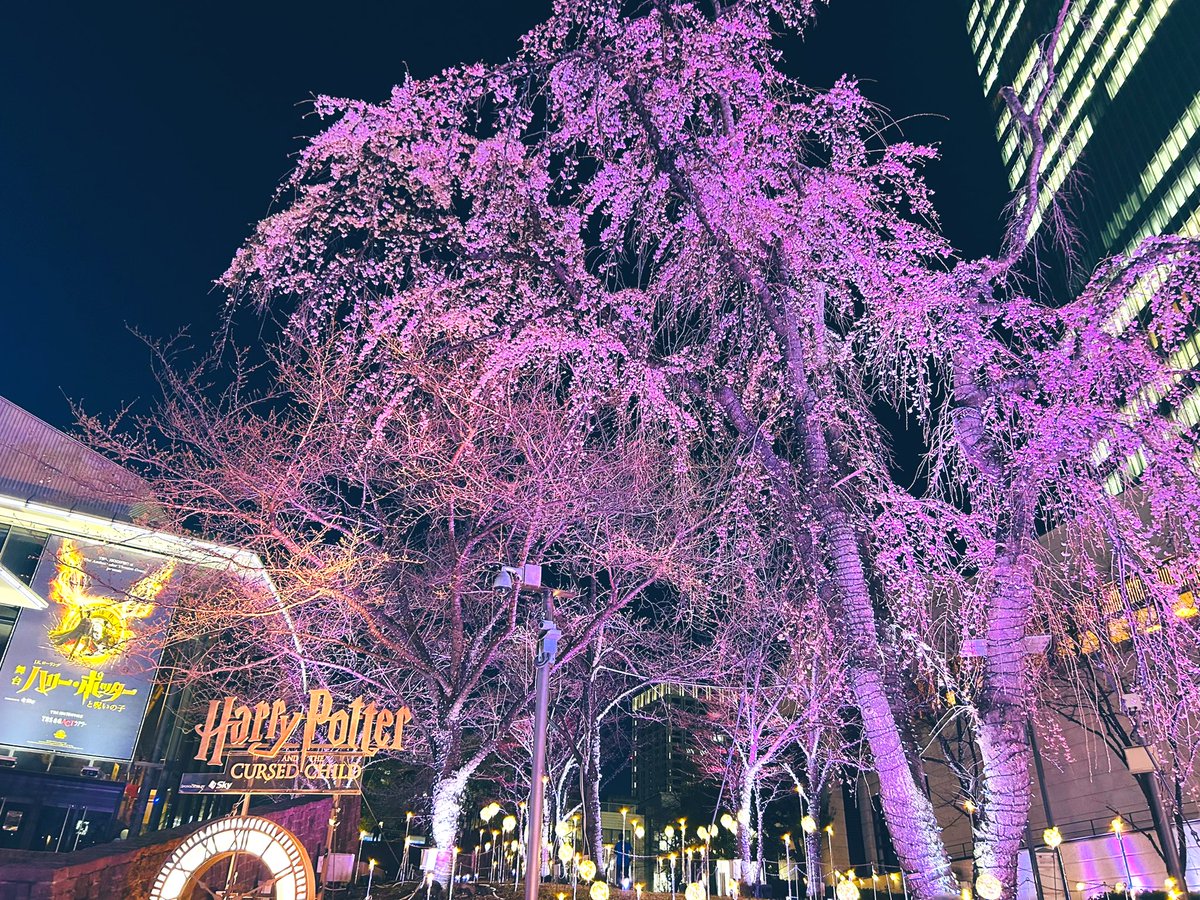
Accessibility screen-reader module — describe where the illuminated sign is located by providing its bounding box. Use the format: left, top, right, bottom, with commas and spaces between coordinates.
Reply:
0, 537, 176, 759
195, 689, 412, 765
181, 752, 364, 795
189, 689, 410, 794
148, 815, 315, 900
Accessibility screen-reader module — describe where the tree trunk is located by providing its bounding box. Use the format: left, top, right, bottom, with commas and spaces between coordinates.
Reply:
777, 295, 957, 900
973, 557, 1035, 894
820, 513, 956, 900
582, 731, 605, 875
803, 830, 823, 900
737, 774, 755, 886
755, 780, 767, 889
430, 768, 471, 887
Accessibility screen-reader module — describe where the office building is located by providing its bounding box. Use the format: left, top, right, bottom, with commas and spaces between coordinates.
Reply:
965, 0, 1200, 280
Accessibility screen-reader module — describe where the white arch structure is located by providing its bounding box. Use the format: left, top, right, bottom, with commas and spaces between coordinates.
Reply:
149, 815, 315, 900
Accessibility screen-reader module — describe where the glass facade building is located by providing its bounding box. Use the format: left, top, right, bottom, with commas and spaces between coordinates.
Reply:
965, 0, 1200, 492
965, 0, 1200, 276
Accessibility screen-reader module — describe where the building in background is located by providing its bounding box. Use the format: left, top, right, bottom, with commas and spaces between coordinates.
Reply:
965, 0, 1200, 282
0, 396, 283, 852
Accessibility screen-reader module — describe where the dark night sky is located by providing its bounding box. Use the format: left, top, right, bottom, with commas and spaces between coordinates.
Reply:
0, 1, 1010, 433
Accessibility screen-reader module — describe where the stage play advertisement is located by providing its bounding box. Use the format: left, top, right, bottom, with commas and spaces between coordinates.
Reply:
0, 536, 176, 760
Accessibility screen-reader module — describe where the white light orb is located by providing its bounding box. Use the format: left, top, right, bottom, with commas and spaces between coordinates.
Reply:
975, 872, 1003, 900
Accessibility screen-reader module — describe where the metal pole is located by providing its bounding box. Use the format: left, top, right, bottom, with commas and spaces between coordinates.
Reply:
1023, 821, 1047, 900
55, 805, 75, 852
524, 589, 561, 900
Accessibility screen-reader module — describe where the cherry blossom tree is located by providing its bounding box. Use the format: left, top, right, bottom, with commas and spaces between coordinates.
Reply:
85, 338, 705, 885
94, 0, 1200, 895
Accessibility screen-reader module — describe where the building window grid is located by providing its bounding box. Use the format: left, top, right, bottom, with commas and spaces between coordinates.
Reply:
983, 0, 1031, 94
1102, 90, 1200, 248
1104, 0, 1178, 99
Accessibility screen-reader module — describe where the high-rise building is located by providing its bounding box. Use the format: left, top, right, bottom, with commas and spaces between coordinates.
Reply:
966, 0, 1200, 489
965, 0, 1200, 283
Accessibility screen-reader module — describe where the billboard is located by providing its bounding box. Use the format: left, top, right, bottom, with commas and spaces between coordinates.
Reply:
0, 536, 176, 760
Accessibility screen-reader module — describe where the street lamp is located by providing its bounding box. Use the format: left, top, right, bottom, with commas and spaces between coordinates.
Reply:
1112, 818, 1136, 900
1043, 827, 1071, 900
355, 829, 368, 886
782, 834, 794, 900
621, 808, 630, 884
366, 858, 377, 900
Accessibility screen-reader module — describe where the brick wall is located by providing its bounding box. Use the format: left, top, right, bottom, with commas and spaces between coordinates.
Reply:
0, 793, 361, 900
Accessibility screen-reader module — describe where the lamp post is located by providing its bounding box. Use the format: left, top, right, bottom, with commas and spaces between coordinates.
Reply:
679, 820, 688, 882
1112, 818, 1136, 900
366, 858, 377, 900
665, 826, 676, 892
449, 847, 460, 900
404, 811, 414, 880
356, 829, 368, 885
518, 800, 528, 885
1043, 827, 1071, 900
525, 586, 563, 900
824, 825, 836, 890
634, 821, 645, 887
621, 808, 630, 885
783, 834, 794, 900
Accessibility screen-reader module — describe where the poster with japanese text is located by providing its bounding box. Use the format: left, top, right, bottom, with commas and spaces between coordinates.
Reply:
0, 536, 176, 760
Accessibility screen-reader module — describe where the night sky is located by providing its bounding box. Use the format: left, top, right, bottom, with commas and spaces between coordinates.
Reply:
0, 1, 1010, 433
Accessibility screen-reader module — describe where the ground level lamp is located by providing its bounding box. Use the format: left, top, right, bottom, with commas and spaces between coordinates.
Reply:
403, 812, 414, 878
782, 834, 794, 900
975, 872, 1002, 900
502, 814, 518, 881
632, 819, 645, 885
824, 825, 836, 889
1044, 826, 1070, 900
799, 816, 818, 899
1112, 818, 1136, 900
558, 839, 575, 886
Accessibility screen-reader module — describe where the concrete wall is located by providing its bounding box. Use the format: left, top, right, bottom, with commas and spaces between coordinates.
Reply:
0, 793, 361, 900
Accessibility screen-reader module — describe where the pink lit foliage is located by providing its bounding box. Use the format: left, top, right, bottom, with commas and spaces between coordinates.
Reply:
100, 0, 1200, 894
85, 344, 706, 885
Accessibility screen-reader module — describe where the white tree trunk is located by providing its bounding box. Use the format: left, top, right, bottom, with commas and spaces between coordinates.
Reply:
820, 510, 956, 900
974, 557, 1035, 894
430, 769, 471, 887
582, 732, 604, 874
737, 774, 755, 886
